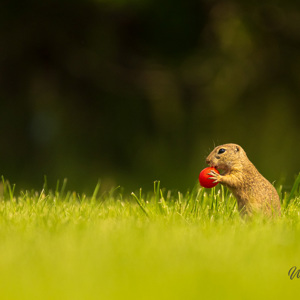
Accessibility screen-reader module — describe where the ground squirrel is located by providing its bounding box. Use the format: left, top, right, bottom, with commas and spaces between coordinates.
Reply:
206, 143, 281, 216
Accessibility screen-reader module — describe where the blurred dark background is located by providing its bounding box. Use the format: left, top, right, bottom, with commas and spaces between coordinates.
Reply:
1, 0, 300, 193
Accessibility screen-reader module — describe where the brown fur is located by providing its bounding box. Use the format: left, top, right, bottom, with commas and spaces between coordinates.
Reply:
206, 143, 281, 216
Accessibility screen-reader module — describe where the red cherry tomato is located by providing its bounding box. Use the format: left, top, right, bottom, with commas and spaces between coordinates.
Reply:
199, 167, 220, 188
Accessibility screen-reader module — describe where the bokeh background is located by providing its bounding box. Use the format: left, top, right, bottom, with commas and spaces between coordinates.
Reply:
1, 0, 300, 193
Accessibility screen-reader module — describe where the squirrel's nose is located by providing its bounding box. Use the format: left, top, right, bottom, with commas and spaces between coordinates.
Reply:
206, 158, 210, 165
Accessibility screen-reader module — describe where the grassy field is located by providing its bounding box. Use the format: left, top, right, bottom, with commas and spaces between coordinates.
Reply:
0, 175, 299, 300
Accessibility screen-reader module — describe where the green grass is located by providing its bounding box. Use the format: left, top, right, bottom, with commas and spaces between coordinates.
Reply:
0, 174, 300, 300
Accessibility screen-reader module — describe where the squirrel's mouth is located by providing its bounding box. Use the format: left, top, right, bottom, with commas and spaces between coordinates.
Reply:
207, 162, 219, 169
206, 160, 227, 173
209, 163, 220, 169
210, 164, 227, 174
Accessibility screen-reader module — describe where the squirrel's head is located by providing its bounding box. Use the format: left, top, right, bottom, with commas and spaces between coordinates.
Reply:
206, 143, 247, 172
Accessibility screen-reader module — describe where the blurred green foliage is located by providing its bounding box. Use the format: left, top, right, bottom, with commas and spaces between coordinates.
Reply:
0, 0, 299, 192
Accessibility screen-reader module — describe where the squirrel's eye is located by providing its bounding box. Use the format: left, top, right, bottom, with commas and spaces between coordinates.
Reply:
218, 148, 226, 154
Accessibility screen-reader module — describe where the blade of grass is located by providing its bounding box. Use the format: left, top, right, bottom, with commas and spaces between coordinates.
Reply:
285, 172, 300, 207
131, 189, 149, 218
91, 180, 101, 202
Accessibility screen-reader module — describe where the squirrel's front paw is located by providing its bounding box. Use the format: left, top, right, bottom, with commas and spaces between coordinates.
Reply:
208, 170, 222, 183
